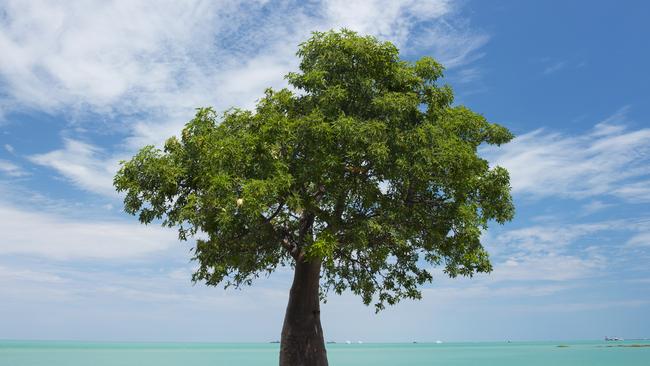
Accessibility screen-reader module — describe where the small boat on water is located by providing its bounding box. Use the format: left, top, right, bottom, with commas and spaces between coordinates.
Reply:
605, 337, 624, 341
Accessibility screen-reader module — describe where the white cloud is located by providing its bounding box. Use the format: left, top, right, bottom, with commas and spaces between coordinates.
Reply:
482, 219, 650, 283
321, 0, 452, 47
510, 299, 650, 313
420, 219, 644, 300
580, 200, 613, 215
422, 282, 573, 301
543, 60, 567, 75
492, 254, 605, 282
483, 108, 650, 201
0, 265, 66, 284
3, 0, 488, 196
627, 232, 650, 247
612, 180, 650, 202
494, 222, 618, 255
0, 258, 289, 310
455, 67, 482, 83
0, 203, 179, 260
4, 144, 14, 153
0, 0, 484, 141
0, 159, 28, 177
29, 138, 119, 196
0, 0, 226, 114
406, 19, 489, 68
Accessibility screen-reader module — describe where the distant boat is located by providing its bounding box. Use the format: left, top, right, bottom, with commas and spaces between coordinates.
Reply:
605, 337, 624, 341
435, 340, 443, 344
326, 341, 336, 344
269, 340, 280, 343
412, 341, 418, 344
345, 340, 352, 344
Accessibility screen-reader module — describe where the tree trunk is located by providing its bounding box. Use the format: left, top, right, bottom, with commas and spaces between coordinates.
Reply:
279, 258, 328, 366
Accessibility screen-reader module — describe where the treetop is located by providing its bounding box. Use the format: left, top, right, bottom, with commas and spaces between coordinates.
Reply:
114, 29, 514, 311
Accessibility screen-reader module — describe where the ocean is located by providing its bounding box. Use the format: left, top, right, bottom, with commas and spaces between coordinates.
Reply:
1, 340, 649, 365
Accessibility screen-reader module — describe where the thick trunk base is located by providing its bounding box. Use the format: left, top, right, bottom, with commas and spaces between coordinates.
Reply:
279, 259, 328, 366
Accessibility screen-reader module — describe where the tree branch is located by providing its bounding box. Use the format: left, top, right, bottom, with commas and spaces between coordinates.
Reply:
263, 201, 285, 223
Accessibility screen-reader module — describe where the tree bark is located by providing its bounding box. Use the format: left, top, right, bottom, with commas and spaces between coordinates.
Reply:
279, 258, 328, 366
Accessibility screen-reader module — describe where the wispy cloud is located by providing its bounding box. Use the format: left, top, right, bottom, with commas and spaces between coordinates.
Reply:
492, 253, 605, 282
494, 222, 618, 254
613, 181, 650, 203
419, 218, 648, 302
0, 1, 224, 114
0, 265, 66, 284
510, 299, 650, 313
486, 224, 610, 282
580, 200, 613, 216
406, 18, 489, 68
321, 0, 451, 43
483, 107, 650, 202
0, 159, 28, 177
323, 0, 488, 68
0, 203, 179, 260
543, 60, 567, 75
482, 216, 650, 286
29, 138, 119, 196
627, 232, 650, 247
455, 67, 482, 83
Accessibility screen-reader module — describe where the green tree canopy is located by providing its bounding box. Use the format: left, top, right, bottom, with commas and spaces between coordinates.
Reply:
114, 29, 514, 312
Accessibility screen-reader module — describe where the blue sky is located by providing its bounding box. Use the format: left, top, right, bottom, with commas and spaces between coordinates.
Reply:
1, 0, 649, 342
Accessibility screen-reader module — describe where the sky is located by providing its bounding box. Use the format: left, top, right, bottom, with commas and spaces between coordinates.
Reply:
0, 0, 649, 343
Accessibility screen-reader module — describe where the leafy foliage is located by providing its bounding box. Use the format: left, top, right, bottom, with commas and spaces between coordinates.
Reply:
114, 29, 514, 311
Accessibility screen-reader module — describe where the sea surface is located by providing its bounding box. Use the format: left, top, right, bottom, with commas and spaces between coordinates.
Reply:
1, 340, 649, 365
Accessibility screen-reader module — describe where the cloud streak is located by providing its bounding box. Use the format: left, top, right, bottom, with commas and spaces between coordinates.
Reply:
0, 203, 179, 260
0, 159, 28, 177
483, 107, 650, 202
543, 60, 567, 75
484, 217, 650, 284
29, 138, 119, 196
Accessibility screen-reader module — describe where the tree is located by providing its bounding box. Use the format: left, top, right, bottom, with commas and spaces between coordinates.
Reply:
114, 29, 514, 366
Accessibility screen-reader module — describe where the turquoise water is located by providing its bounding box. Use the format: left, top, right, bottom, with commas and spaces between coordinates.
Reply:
1, 340, 649, 365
